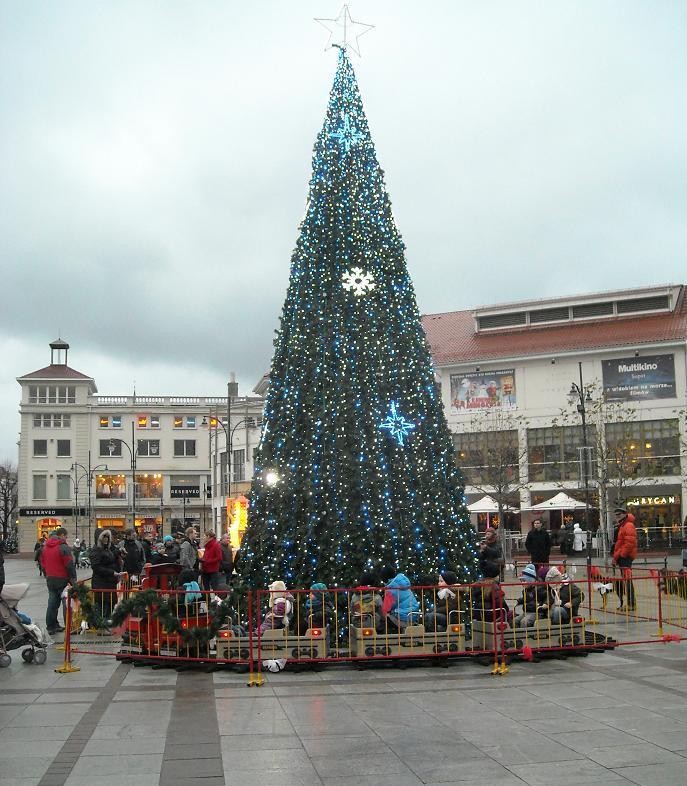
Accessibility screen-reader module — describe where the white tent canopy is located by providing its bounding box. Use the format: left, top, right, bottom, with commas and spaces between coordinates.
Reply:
523, 491, 593, 511
467, 495, 519, 514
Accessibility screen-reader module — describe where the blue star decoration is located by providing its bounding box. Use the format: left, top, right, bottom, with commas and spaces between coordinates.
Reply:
329, 112, 365, 154
380, 401, 416, 446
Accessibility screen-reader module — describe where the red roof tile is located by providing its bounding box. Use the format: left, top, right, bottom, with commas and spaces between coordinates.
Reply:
17, 364, 94, 381
422, 287, 687, 365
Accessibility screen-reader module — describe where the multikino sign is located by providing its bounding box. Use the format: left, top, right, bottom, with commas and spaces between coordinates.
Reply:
626, 495, 679, 506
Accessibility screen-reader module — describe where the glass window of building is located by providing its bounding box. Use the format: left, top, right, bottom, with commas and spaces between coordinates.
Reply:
56, 439, 71, 457
174, 439, 196, 457
96, 474, 128, 499
34, 413, 71, 428
527, 425, 595, 482
186, 416, 196, 429
33, 439, 48, 457
174, 416, 183, 429
605, 419, 680, 478
33, 474, 47, 499
453, 430, 520, 486
150, 415, 160, 428
56, 474, 71, 500
100, 439, 122, 457
233, 449, 246, 482
29, 385, 75, 404
136, 474, 162, 498
137, 439, 160, 457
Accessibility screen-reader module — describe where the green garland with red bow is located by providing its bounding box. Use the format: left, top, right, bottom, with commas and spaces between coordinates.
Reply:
68, 583, 240, 646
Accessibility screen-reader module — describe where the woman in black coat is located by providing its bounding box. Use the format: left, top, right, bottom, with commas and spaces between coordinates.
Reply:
90, 529, 122, 619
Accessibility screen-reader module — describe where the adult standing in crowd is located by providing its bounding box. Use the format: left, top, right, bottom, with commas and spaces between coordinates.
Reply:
34, 534, 47, 576
525, 519, 551, 570
612, 506, 638, 611
479, 528, 504, 578
0, 546, 5, 596
120, 528, 145, 577
199, 530, 223, 591
90, 529, 123, 619
219, 532, 234, 586
179, 527, 199, 576
162, 534, 181, 563
40, 527, 76, 635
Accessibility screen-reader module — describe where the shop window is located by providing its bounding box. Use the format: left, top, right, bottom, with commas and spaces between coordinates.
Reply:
233, 449, 246, 482
96, 474, 128, 499
174, 439, 196, 457
605, 419, 681, 478
33, 475, 47, 500
56, 474, 71, 500
135, 474, 162, 498
453, 430, 520, 486
56, 439, 71, 457
100, 439, 122, 457
33, 439, 48, 457
527, 426, 595, 483
137, 439, 160, 457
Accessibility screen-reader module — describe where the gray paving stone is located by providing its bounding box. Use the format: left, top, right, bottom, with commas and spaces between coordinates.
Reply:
586, 742, 683, 768
613, 762, 687, 785
0, 756, 53, 777
321, 774, 423, 786
161, 757, 224, 777
220, 733, 303, 750
70, 753, 163, 776
63, 776, 161, 786
507, 759, 634, 785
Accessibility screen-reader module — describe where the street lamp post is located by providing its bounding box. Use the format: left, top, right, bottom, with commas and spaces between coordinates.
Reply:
109, 422, 137, 532
72, 451, 108, 546
568, 362, 594, 566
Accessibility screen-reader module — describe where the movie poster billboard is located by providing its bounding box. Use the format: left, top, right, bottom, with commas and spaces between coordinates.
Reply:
602, 354, 676, 401
450, 369, 516, 413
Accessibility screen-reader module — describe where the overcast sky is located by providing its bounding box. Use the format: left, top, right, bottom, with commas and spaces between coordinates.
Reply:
1, 0, 686, 461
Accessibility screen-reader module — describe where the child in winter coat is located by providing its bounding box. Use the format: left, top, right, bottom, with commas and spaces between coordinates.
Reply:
470, 560, 510, 623
297, 582, 334, 634
513, 563, 548, 627
545, 566, 582, 624
380, 567, 421, 631
256, 580, 294, 634
177, 568, 202, 618
424, 570, 462, 632
350, 572, 383, 631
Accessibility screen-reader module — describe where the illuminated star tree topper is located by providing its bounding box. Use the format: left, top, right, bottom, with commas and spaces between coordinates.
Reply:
314, 4, 375, 57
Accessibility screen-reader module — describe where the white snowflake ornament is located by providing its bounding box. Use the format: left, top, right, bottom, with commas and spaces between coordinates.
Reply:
342, 266, 376, 296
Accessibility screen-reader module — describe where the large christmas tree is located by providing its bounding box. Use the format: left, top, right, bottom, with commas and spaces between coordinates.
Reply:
241, 49, 479, 588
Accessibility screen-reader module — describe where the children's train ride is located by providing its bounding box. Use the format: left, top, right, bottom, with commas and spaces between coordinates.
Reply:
112, 563, 616, 669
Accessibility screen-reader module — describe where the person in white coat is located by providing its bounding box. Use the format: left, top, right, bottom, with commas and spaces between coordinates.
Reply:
573, 523, 585, 553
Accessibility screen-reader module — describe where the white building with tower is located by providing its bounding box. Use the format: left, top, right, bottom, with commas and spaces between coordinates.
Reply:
15, 339, 263, 551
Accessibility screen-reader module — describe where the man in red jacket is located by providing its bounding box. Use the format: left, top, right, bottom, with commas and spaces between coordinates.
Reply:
199, 530, 223, 592
612, 506, 638, 611
40, 527, 77, 634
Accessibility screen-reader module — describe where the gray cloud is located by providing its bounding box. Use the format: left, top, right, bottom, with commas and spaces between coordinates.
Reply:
1, 0, 686, 458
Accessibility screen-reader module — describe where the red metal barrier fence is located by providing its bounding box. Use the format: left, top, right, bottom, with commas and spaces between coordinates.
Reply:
57, 567, 687, 679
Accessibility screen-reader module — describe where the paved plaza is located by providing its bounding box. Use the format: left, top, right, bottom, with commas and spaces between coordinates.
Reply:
1, 556, 686, 786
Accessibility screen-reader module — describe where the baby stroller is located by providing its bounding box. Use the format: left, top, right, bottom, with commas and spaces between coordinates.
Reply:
0, 583, 50, 667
